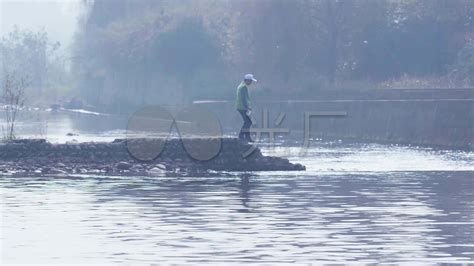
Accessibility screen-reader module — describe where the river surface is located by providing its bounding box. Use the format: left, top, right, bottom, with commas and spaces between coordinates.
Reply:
0, 111, 473, 264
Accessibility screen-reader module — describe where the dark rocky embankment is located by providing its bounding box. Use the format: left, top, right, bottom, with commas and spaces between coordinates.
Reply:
0, 138, 305, 176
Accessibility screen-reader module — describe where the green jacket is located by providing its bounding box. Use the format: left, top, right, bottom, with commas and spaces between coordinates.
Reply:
235, 81, 251, 110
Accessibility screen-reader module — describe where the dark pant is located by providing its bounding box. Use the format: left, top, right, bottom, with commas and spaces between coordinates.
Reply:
238, 109, 252, 140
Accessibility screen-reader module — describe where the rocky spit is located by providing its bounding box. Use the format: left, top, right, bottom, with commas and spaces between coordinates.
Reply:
0, 138, 305, 177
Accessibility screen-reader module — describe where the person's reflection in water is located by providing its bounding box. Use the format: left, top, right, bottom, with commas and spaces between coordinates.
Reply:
237, 174, 252, 212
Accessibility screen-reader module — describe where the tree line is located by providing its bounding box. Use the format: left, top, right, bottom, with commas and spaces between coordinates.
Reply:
2, 0, 473, 111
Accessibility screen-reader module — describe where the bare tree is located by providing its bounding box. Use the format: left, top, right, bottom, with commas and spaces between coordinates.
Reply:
2, 73, 27, 141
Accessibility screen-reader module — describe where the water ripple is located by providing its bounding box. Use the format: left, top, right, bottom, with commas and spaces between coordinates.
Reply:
1, 146, 473, 264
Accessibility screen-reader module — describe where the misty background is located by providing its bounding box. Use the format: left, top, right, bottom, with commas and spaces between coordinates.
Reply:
0, 0, 473, 113
0, 0, 80, 50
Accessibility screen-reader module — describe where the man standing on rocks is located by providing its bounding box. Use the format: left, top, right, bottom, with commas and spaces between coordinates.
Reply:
236, 74, 257, 142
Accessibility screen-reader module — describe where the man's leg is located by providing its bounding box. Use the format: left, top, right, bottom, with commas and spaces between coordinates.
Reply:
238, 110, 248, 140
242, 111, 253, 141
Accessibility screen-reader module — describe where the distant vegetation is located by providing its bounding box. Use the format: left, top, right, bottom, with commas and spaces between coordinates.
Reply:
1, 73, 27, 141
2, 0, 473, 111
0, 26, 71, 106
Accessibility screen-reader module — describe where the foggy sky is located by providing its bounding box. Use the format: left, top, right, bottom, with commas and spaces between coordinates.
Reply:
0, 0, 82, 54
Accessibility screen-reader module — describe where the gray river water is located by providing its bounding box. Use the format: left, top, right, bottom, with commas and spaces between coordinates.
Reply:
0, 111, 473, 264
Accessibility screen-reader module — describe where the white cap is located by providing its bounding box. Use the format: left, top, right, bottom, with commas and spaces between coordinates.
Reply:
244, 74, 257, 82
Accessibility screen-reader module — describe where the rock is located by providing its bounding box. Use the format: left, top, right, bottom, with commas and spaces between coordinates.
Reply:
155, 163, 167, 170
116, 161, 132, 170
0, 138, 306, 175
149, 167, 166, 175
294, 163, 306, 170
131, 164, 143, 171
78, 168, 88, 173
41, 167, 51, 174
48, 168, 67, 175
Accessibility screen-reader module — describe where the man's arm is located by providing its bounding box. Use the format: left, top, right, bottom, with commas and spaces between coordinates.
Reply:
240, 87, 251, 110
